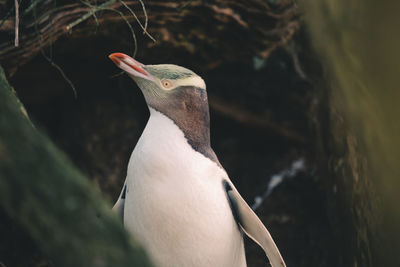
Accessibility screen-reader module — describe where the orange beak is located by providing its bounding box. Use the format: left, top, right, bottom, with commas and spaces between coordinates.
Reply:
109, 53, 153, 80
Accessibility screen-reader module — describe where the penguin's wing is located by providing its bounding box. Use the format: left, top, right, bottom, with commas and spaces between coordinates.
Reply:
112, 180, 127, 221
223, 180, 286, 267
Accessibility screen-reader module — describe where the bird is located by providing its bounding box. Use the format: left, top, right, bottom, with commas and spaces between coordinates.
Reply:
109, 52, 286, 267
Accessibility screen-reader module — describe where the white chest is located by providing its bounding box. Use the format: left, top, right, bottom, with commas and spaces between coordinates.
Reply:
123, 108, 246, 267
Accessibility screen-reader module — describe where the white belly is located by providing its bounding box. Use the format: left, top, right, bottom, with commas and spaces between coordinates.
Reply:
123, 108, 246, 267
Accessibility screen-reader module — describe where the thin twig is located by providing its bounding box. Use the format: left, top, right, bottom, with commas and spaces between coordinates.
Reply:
24, 0, 45, 15
109, 71, 125, 78
100, 7, 138, 57
80, 0, 100, 27
178, 0, 195, 11
66, 0, 117, 31
14, 0, 19, 47
45, 57, 78, 98
33, 4, 77, 97
119, 0, 156, 42
138, 0, 148, 35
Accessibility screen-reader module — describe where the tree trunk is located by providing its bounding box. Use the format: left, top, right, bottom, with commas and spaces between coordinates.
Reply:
303, 0, 400, 266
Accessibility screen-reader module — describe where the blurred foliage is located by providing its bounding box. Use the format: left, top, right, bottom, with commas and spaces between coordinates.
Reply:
303, 0, 400, 266
0, 66, 152, 267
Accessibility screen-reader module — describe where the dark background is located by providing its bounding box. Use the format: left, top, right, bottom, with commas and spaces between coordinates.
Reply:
6, 31, 333, 267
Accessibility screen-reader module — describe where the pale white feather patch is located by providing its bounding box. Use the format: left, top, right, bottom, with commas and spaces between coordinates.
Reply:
173, 76, 206, 89
123, 108, 246, 267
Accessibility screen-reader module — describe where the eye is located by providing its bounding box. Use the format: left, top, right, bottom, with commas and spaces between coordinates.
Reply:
161, 79, 173, 89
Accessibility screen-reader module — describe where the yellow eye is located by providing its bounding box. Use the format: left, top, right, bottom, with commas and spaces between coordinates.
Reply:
161, 79, 173, 89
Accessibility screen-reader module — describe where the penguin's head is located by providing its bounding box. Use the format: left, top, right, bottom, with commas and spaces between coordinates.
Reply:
108, 53, 206, 111
109, 52, 218, 163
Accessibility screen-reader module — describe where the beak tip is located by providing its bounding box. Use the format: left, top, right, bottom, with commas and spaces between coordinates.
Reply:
108, 52, 150, 79
109, 53, 122, 65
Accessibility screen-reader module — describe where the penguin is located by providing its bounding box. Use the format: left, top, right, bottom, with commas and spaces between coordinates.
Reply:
109, 52, 286, 267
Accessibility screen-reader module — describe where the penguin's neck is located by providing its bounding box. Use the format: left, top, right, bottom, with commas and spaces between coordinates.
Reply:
147, 106, 221, 167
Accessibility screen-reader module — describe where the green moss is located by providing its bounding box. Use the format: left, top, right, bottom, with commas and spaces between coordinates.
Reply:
0, 66, 152, 267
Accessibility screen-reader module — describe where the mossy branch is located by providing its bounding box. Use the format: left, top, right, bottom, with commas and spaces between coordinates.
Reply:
0, 65, 153, 267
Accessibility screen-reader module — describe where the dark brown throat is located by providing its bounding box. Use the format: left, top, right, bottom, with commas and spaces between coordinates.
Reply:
149, 86, 221, 167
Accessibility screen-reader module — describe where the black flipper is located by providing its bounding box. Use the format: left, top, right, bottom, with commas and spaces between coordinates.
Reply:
223, 180, 286, 267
